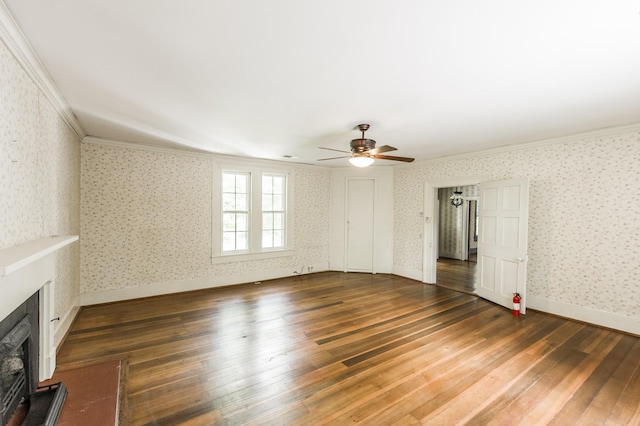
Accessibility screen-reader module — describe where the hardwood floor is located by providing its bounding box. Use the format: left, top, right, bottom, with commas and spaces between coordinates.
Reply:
434, 256, 477, 294
56, 272, 640, 425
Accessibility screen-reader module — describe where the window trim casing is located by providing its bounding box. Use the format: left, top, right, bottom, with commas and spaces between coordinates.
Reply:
212, 162, 294, 263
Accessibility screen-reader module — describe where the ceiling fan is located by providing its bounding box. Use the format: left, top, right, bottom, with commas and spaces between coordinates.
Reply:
318, 124, 415, 167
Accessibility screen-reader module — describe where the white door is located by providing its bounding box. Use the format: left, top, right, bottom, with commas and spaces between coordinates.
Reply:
346, 178, 375, 272
477, 178, 529, 313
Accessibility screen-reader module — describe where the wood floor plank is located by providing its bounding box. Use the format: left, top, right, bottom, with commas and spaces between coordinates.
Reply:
523, 331, 623, 425
53, 270, 640, 425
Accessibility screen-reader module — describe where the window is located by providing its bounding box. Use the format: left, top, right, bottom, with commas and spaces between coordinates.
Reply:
262, 174, 286, 249
222, 172, 250, 252
213, 163, 293, 262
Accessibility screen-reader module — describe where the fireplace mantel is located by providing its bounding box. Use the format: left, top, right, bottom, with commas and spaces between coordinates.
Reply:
0, 235, 79, 277
0, 235, 78, 326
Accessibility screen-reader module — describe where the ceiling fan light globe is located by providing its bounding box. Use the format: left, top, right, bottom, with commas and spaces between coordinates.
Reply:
349, 156, 375, 167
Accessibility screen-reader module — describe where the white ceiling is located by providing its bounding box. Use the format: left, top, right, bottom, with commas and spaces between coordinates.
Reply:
5, 0, 640, 166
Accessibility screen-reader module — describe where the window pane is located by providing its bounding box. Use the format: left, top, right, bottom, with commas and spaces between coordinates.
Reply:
223, 232, 236, 251
262, 175, 273, 193
223, 213, 236, 231
273, 230, 284, 247
263, 212, 273, 229
274, 213, 284, 229
236, 213, 248, 231
262, 230, 273, 248
236, 193, 248, 211
235, 175, 248, 193
236, 232, 248, 250
273, 194, 284, 210
222, 173, 236, 192
262, 194, 272, 211
223, 193, 236, 210
273, 176, 284, 194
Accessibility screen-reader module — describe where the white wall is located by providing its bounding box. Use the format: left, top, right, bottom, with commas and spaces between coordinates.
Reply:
329, 167, 394, 273
393, 128, 640, 334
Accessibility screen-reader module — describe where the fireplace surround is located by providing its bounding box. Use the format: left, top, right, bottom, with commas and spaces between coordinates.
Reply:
0, 297, 37, 425
0, 236, 78, 425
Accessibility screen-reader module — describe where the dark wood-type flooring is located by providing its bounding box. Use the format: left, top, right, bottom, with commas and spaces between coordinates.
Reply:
435, 256, 478, 295
56, 270, 640, 425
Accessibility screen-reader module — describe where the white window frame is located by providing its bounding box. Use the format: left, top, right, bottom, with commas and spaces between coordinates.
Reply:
212, 162, 294, 263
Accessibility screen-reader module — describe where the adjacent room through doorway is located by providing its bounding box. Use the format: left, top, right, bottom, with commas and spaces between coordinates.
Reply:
435, 185, 479, 294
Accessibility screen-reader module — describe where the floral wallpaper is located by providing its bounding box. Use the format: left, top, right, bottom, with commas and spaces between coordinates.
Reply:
0, 41, 81, 324
80, 142, 331, 294
394, 132, 640, 319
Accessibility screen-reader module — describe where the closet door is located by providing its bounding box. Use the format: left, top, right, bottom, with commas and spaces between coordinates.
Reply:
346, 178, 375, 272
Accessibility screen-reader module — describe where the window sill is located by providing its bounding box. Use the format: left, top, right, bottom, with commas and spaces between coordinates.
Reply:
211, 249, 294, 264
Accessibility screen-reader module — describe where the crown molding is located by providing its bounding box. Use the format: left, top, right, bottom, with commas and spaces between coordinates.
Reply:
402, 122, 640, 168
0, 1, 86, 140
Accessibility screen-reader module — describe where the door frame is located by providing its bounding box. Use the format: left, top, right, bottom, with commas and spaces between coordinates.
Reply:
423, 176, 489, 283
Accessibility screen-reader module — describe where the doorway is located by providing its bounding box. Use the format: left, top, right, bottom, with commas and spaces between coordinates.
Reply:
436, 186, 479, 294
422, 176, 487, 285
424, 177, 530, 313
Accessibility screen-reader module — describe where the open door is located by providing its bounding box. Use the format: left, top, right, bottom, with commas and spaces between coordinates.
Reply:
477, 178, 529, 313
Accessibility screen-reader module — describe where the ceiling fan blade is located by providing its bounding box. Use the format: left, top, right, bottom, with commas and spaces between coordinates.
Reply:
373, 154, 415, 163
367, 145, 397, 155
319, 147, 351, 154
317, 155, 351, 161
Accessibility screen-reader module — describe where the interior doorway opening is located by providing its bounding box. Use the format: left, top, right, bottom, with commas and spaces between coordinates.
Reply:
435, 185, 479, 294
425, 177, 530, 313
422, 176, 488, 286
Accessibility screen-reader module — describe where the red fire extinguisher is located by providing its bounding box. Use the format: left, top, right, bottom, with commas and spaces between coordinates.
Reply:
513, 293, 521, 317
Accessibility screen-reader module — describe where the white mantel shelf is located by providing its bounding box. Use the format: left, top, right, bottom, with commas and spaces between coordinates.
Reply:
0, 235, 79, 277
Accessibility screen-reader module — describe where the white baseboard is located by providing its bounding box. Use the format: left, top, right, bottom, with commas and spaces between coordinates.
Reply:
438, 251, 460, 260
54, 299, 81, 349
527, 295, 640, 336
391, 265, 423, 282
79, 264, 329, 306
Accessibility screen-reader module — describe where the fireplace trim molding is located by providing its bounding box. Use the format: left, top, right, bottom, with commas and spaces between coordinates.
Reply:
0, 235, 79, 381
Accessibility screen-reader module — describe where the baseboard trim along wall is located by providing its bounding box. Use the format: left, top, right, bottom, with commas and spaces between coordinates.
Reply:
391, 266, 423, 282
55, 302, 81, 349
79, 263, 329, 306
527, 295, 639, 336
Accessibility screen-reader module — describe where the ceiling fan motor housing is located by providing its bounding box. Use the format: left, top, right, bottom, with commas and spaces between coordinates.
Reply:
350, 138, 376, 153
